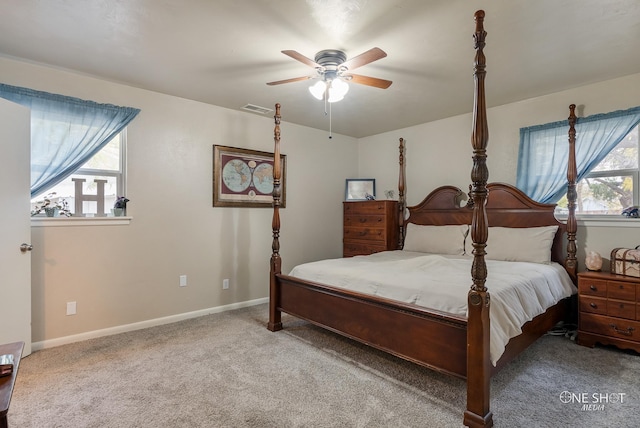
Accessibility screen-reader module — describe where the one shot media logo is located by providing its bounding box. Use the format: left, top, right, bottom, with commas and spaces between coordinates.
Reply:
559, 391, 627, 411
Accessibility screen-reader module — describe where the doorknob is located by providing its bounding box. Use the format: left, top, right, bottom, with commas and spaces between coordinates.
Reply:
20, 243, 33, 253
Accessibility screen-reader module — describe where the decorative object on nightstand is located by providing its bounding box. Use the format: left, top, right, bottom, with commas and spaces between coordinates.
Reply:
577, 271, 640, 353
0, 342, 24, 428
343, 200, 398, 257
610, 246, 640, 277
0, 354, 13, 377
585, 251, 603, 271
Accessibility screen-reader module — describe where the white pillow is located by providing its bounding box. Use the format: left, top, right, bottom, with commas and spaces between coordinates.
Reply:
403, 224, 469, 255
484, 225, 558, 264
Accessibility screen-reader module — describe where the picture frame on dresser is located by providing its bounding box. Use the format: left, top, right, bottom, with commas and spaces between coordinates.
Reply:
345, 178, 375, 201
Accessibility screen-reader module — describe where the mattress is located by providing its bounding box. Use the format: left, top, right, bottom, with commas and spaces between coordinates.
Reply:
289, 250, 577, 365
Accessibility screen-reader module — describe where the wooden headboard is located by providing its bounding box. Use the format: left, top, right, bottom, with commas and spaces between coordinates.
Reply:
405, 183, 567, 264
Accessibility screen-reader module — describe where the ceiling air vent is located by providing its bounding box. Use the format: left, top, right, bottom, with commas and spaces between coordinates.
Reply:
242, 104, 273, 115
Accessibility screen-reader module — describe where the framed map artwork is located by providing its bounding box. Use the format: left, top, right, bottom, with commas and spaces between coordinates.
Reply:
213, 145, 286, 208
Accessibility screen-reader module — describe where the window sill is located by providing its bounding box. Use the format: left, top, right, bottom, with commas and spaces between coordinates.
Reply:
555, 215, 640, 228
31, 216, 132, 227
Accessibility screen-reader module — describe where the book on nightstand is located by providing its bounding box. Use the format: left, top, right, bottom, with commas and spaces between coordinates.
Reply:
0, 354, 14, 377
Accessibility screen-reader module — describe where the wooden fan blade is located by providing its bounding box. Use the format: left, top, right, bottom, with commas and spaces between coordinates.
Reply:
281, 50, 320, 68
346, 74, 392, 89
341, 47, 387, 71
266, 76, 312, 86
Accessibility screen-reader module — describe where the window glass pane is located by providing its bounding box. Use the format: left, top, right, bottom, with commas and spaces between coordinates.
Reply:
82, 134, 120, 171
592, 126, 638, 172
575, 175, 633, 214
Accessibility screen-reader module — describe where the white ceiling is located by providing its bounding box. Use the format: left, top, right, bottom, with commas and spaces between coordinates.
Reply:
1, 0, 639, 138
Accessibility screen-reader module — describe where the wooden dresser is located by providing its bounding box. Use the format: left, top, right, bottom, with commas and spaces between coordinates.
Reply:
343, 200, 399, 257
577, 271, 640, 353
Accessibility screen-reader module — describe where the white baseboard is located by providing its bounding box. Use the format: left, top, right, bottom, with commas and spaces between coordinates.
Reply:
32, 297, 269, 352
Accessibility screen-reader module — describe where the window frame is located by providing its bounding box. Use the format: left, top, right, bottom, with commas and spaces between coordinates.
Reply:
30, 129, 129, 223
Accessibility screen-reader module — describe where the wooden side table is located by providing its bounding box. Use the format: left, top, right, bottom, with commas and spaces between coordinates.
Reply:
0, 342, 24, 428
577, 271, 640, 353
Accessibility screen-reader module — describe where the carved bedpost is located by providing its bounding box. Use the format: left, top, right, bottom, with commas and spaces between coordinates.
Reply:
398, 137, 406, 249
464, 10, 493, 428
565, 104, 578, 282
268, 103, 283, 332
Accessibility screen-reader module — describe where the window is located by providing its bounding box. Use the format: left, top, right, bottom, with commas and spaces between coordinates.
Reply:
0, 83, 139, 219
30, 131, 126, 216
556, 125, 639, 216
577, 125, 638, 214
517, 106, 640, 217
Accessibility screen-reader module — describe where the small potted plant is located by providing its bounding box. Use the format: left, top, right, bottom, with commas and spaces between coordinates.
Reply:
31, 192, 72, 217
112, 196, 129, 216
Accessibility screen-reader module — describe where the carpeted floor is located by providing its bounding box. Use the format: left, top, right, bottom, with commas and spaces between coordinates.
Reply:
8, 304, 639, 427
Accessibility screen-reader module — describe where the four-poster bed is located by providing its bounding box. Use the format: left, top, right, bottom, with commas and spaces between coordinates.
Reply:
268, 10, 578, 428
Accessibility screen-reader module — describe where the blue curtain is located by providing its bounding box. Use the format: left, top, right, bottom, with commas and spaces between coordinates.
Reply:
0, 83, 140, 197
516, 106, 640, 203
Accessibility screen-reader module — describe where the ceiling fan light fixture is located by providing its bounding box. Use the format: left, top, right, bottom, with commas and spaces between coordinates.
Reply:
309, 80, 326, 100
328, 78, 349, 103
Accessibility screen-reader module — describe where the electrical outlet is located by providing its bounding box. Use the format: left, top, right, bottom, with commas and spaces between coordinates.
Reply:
66, 301, 77, 316
223, 278, 230, 290
179, 275, 187, 287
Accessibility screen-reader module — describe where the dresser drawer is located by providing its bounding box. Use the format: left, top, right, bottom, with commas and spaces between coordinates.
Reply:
344, 226, 385, 242
344, 201, 390, 215
580, 313, 640, 343
579, 296, 606, 315
607, 299, 636, 320
578, 279, 607, 298
607, 281, 636, 301
344, 214, 386, 227
343, 242, 386, 257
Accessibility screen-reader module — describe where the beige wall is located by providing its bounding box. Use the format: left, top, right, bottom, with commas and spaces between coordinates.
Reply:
358, 72, 640, 271
0, 57, 358, 345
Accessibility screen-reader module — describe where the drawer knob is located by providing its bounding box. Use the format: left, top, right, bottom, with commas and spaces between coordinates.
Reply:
589, 302, 597, 308
609, 324, 635, 336
590, 285, 597, 291
359, 218, 367, 223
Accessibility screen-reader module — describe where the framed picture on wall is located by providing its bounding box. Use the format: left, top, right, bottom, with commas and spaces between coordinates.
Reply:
213, 145, 286, 208
345, 178, 376, 201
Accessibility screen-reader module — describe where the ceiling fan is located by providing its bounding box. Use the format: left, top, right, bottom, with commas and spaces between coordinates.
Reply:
267, 47, 392, 103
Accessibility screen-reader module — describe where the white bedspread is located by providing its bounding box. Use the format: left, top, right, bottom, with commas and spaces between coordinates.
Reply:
288, 250, 577, 365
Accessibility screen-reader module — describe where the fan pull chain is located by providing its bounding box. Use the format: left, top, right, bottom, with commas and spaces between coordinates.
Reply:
322, 91, 333, 139
329, 99, 333, 139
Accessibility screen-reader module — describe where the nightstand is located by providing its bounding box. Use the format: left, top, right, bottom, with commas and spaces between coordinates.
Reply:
577, 271, 640, 353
